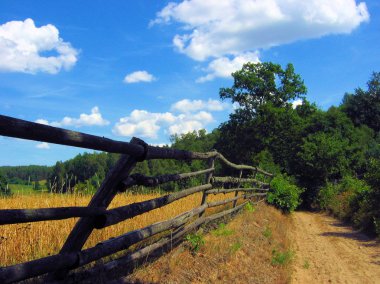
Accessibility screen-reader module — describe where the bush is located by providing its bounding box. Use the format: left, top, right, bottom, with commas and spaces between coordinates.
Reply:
185, 232, 205, 254
267, 174, 303, 213
318, 176, 370, 220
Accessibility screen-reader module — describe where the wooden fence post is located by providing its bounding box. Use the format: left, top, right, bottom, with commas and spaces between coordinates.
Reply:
199, 156, 215, 218
232, 169, 243, 208
51, 137, 144, 279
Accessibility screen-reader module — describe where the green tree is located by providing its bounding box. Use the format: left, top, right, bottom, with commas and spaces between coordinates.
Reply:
341, 72, 380, 132
219, 62, 307, 115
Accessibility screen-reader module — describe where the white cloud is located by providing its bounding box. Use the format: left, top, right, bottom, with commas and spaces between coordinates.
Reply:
153, 0, 369, 61
113, 110, 175, 138
36, 107, 109, 128
36, 142, 50, 149
0, 18, 78, 74
35, 119, 49, 125
171, 99, 229, 113
292, 99, 303, 109
123, 70, 156, 83
196, 51, 260, 82
113, 103, 221, 139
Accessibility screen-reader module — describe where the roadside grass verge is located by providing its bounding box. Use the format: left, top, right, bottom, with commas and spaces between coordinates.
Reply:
125, 203, 293, 284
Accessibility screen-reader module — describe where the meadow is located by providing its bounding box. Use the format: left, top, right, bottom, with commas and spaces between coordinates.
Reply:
0, 189, 236, 266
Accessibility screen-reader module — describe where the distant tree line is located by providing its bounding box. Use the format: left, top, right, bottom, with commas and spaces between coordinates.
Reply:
46, 129, 220, 193
0, 165, 52, 185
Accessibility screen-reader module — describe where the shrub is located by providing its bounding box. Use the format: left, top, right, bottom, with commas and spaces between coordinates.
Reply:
318, 176, 370, 220
185, 232, 205, 254
318, 182, 339, 211
267, 174, 303, 213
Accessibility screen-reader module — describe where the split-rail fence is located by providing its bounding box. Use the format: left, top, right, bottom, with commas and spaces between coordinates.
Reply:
0, 114, 273, 283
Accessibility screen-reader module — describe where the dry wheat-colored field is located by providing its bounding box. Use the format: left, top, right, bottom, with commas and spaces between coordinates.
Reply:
0, 191, 235, 266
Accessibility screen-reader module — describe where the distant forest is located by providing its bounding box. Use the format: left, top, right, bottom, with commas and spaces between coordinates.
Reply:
0, 62, 379, 236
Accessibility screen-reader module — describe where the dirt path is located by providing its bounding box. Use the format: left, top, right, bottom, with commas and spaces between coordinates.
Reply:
291, 211, 380, 284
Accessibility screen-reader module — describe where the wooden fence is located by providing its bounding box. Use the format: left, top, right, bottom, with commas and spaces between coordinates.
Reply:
0, 115, 273, 283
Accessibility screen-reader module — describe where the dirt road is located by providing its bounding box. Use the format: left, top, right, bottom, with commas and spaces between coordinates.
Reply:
291, 212, 380, 284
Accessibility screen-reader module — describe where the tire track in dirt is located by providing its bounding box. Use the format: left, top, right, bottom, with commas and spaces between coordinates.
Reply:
291, 212, 380, 284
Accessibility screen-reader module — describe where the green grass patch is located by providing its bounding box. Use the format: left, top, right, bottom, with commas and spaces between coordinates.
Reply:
211, 223, 235, 237
244, 202, 256, 213
262, 226, 272, 239
271, 249, 294, 266
229, 241, 242, 253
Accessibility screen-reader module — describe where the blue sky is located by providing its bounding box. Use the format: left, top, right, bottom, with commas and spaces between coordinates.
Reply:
0, 0, 379, 166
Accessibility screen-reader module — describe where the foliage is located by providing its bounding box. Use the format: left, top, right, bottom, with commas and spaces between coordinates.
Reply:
252, 149, 281, 176
211, 223, 234, 237
267, 175, 303, 213
271, 249, 294, 266
185, 232, 205, 253
220, 62, 307, 114
244, 202, 256, 213
0, 165, 51, 185
44, 129, 219, 194
318, 176, 370, 220
297, 132, 350, 182
341, 72, 380, 132
317, 174, 380, 236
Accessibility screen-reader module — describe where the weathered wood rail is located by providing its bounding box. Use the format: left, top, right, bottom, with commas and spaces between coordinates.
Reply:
0, 114, 273, 283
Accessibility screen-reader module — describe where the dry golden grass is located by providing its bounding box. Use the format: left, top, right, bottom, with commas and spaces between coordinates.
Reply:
0, 191, 236, 267
125, 203, 293, 284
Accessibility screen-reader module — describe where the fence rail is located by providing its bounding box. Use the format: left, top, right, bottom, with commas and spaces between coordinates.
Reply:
0, 114, 273, 283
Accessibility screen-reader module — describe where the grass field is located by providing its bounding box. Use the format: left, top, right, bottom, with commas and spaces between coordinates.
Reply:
0, 190, 237, 267
7, 181, 49, 195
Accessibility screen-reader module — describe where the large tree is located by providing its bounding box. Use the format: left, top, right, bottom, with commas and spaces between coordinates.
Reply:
219, 62, 307, 115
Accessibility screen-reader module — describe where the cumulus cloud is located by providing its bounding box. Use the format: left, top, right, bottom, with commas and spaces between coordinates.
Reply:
36, 142, 50, 149
196, 51, 260, 82
113, 110, 176, 138
123, 70, 156, 83
113, 109, 214, 138
292, 99, 303, 109
153, 0, 369, 61
35, 119, 49, 125
113, 98, 228, 139
0, 18, 78, 74
35, 107, 109, 128
171, 99, 229, 113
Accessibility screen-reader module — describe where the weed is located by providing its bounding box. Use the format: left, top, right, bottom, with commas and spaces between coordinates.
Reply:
262, 226, 272, 239
212, 223, 234, 237
303, 259, 310, 269
185, 232, 205, 254
230, 241, 242, 253
271, 249, 294, 266
244, 202, 256, 212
